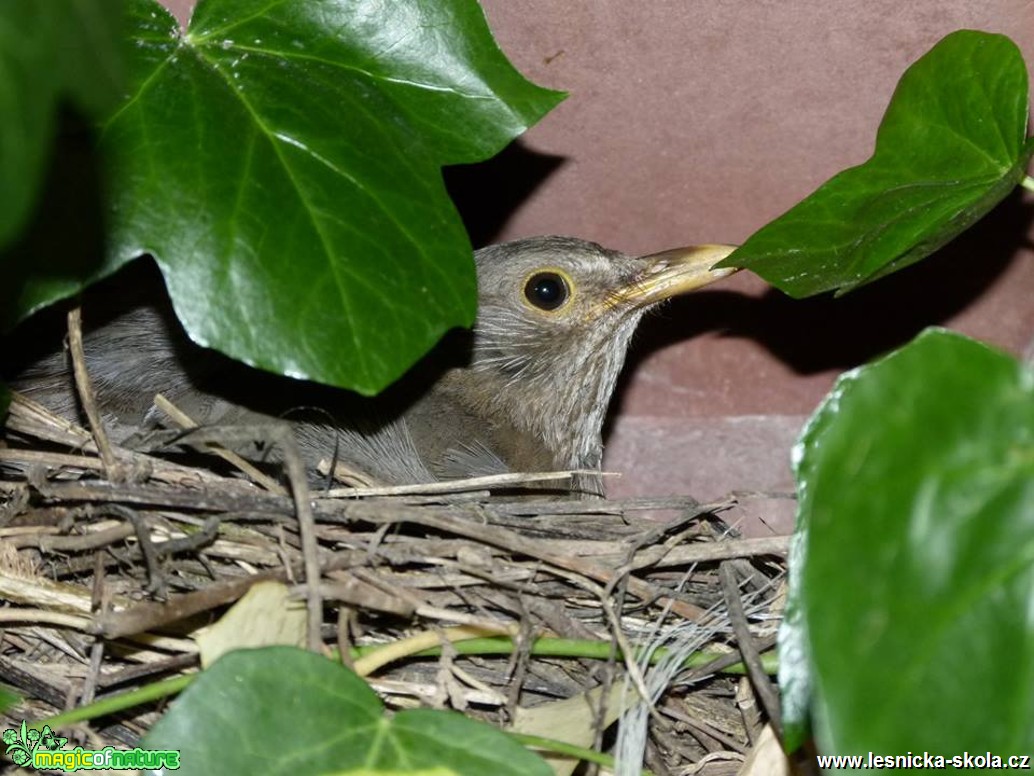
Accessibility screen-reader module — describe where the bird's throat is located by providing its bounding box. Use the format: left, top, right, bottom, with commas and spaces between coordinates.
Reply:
423, 311, 643, 491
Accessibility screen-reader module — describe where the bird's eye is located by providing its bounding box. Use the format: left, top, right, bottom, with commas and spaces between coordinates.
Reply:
523, 271, 570, 311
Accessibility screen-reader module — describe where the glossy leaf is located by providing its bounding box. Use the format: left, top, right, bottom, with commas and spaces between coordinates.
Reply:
143, 647, 551, 775
719, 31, 1033, 297
775, 529, 811, 753
0, 0, 121, 249
92, 0, 563, 393
783, 328, 1034, 757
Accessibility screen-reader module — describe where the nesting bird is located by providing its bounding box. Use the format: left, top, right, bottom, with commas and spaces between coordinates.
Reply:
11, 237, 735, 495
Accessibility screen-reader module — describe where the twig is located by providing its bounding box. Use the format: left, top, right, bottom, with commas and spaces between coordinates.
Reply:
34, 478, 294, 515
325, 469, 611, 498
0, 448, 107, 471
322, 458, 382, 487
153, 393, 287, 495
319, 574, 416, 618
79, 552, 108, 706
147, 515, 221, 557
682, 633, 777, 681
0, 609, 92, 630
600, 593, 661, 725
66, 307, 124, 482
4, 390, 94, 449
486, 494, 703, 516
625, 501, 724, 550
7, 523, 135, 551
80, 640, 105, 706
0, 655, 70, 709
96, 653, 198, 689
97, 571, 281, 639
633, 535, 791, 569
330, 501, 707, 621
503, 614, 534, 721
112, 504, 166, 598
657, 699, 749, 753
719, 562, 781, 734
2, 393, 254, 488
268, 425, 323, 653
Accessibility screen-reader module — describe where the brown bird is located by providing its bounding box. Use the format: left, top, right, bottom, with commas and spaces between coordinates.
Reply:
11, 236, 735, 495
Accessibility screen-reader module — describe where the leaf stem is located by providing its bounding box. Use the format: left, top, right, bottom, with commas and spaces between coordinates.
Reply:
1022, 176, 1034, 193
29, 674, 193, 731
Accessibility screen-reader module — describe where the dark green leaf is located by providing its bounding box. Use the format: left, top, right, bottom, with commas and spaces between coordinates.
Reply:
774, 529, 811, 753
1, 126, 109, 331
785, 328, 1034, 757
0, 685, 19, 713
719, 31, 1033, 297
90, 0, 564, 394
0, 0, 122, 249
143, 647, 551, 775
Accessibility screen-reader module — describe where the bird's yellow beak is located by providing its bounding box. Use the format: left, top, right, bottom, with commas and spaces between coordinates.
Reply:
611, 244, 739, 308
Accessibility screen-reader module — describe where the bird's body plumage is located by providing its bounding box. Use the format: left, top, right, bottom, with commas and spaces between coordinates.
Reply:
9, 236, 734, 495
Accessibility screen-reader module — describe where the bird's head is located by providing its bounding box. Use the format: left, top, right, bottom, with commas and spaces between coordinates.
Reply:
458, 236, 737, 485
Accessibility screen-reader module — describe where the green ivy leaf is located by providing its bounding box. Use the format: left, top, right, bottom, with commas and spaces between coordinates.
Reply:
719, 30, 1033, 297
143, 647, 551, 775
0, 0, 122, 249
784, 328, 1034, 756
774, 528, 811, 753
91, 0, 562, 394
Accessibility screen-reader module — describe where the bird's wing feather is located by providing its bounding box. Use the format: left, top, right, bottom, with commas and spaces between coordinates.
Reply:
434, 439, 511, 480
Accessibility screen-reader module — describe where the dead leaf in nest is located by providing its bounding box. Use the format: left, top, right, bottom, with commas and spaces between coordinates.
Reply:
511, 682, 637, 776
194, 581, 307, 668
738, 724, 789, 776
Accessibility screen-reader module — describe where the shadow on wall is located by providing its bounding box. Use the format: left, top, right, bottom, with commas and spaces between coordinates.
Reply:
621, 191, 1033, 379
444, 140, 566, 248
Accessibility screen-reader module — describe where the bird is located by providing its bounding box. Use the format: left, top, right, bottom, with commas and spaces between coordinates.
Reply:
8, 236, 736, 496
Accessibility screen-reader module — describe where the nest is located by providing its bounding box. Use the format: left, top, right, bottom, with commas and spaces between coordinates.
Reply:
0, 328, 791, 776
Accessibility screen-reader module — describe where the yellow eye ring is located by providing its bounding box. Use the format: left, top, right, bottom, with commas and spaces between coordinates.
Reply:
522, 268, 575, 313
